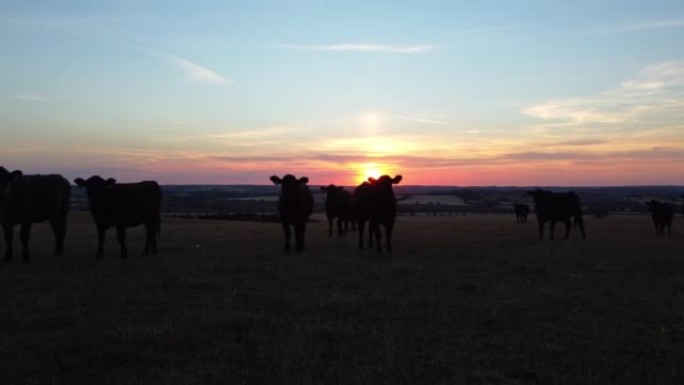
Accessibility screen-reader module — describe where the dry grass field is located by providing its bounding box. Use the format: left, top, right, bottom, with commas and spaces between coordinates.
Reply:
1, 211, 683, 384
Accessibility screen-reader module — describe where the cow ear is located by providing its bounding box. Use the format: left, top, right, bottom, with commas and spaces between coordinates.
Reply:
392, 175, 402, 184
368, 177, 377, 184
270, 175, 281, 185
74, 178, 87, 187
298, 177, 309, 184
107, 178, 116, 186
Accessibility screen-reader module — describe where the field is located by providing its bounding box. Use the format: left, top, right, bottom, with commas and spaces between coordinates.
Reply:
1, 212, 683, 384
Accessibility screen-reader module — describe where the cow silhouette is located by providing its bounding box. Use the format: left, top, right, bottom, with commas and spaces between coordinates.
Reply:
647, 200, 673, 236
513, 203, 530, 223
527, 188, 586, 239
354, 175, 402, 253
270, 174, 313, 252
320, 184, 352, 237
0, 167, 70, 261
75, 176, 162, 258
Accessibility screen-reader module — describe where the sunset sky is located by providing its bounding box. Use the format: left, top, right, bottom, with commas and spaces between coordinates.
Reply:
2, 0, 684, 186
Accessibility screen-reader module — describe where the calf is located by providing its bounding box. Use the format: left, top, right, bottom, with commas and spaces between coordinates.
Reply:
354, 175, 402, 253
75, 176, 162, 258
527, 188, 586, 239
320, 184, 352, 237
647, 200, 673, 236
513, 203, 530, 223
0, 167, 70, 261
271, 174, 313, 252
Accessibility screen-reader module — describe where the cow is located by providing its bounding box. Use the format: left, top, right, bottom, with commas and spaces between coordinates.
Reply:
527, 188, 586, 239
0, 167, 70, 261
75, 176, 162, 258
270, 174, 313, 252
320, 184, 352, 237
513, 203, 530, 223
647, 200, 673, 236
354, 175, 402, 253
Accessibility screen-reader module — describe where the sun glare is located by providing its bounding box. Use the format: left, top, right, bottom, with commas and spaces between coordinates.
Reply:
355, 163, 384, 185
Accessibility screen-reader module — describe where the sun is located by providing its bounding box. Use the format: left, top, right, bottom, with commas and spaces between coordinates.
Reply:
355, 163, 384, 185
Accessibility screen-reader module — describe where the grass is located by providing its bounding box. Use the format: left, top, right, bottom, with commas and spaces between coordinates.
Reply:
1, 212, 683, 384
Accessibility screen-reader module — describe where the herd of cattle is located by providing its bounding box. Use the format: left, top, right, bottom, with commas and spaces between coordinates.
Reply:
0, 167, 682, 261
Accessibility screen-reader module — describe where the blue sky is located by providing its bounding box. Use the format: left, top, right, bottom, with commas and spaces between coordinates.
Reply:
2, 0, 684, 185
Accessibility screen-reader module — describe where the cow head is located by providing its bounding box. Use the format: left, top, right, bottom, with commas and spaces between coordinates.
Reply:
270, 174, 308, 187
0, 167, 24, 210
368, 175, 402, 194
320, 184, 345, 194
75, 176, 117, 206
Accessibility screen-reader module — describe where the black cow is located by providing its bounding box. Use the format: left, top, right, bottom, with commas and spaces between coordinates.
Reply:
513, 203, 530, 223
270, 174, 313, 252
0, 167, 70, 261
354, 175, 402, 253
647, 200, 673, 236
75, 176, 162, 258
320, 184, 352, 237
527, 188, 586, 239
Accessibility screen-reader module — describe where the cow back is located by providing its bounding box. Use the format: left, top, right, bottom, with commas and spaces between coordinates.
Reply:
89, 181, 161, 227
2, 174, 70, 225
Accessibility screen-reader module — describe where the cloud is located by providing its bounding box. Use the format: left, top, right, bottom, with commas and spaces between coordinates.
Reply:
143, 49, 233, 86
580, 18, 684, 34
398, 116, 445, 125
523, 60, 684, 125
12, 94, 54, 102
274, 43, 435, 54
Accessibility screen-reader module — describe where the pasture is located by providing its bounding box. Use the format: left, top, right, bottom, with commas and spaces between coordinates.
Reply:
1, 212, 683, 384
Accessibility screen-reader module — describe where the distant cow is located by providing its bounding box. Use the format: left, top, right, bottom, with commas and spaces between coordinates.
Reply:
320, 184, 352, 237
647, 200, 673, 236
75, 176, 162, 258
270, 174, 313, 252
0, 167, 70, 261
354, 175, 402, 253
513, 203, 530, 223
527, 188, 586, 239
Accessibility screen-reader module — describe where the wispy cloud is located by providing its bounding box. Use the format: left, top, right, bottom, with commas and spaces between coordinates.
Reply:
579, 18, 684, 34
274, 43, 435, 54
143, 49, 233, 86
12, 94, 58, 102
399, 116, 445, 125
523, 60, 684, 125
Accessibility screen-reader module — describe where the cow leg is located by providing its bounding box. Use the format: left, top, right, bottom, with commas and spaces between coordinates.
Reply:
549, 221, 556, 240
368, 221, 375, 248
19, 223, 31, 262
564, 219, 572, 239
357, 220, 365, 249
537, 221, 544, 239
576, 218, 587, 239
96, 225, 106, 258
385, 222, 394, 254
327, 215, 333, 237
3, 224, 14, 261
373, 222, 382, 253
295, 223, 306, 252
282, 222, 292, 253
336, 217, 343, 237
116, 226, 128, 259
50, 218, 67, 255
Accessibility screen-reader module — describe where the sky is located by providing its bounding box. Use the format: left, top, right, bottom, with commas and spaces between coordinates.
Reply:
1, 0, 684, 186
